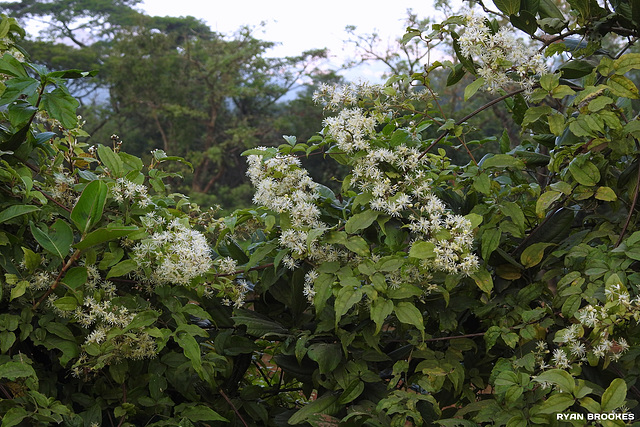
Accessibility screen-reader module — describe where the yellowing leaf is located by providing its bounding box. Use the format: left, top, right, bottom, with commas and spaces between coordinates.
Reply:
520, 242, 555, 268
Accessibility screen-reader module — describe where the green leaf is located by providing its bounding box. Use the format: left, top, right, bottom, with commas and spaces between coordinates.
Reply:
370, 299, 394, 334
307, 343, 342, 375
71, 180, 108, 234
510, 10, 538, 35
178, 404, 228, 422
40, 87, 80, 129
533, 369, 575, 393
334, 286, 363, 325
562, 294, 582, 317
494, 0, 521, 15
30, 219, 73, 259
53, 296, 78, 311
613, 53, 640, 74
97, 144, 124, 178
0, 53, 28, 78
595, 186, 617, 201
520, 242, 554, 268
174, 327, 203, 373
0, 204, 39, 223
464, 78, 485, 101
345, 209, 379, 234
569, 159, 600, 186
233, 309, 288, 337
344, 236, 369, 256
601, 378, 627, 412
125, 310, 159, 331
501, 202, 525, 232
607, 74, 639, 99
288, 392, 339, 425
481, 228, 501, 260
10, 280, 27, 301
536, 190, 562, 217
21, 247, 39, 271
394, 302, 424, 331
559, 60, 595, 79
61, 266, 87, 290
1, 407, 28, 427
535, 393, 575, 414
0, 361, 36, 380
481, 154, 525, 169
471, 268, 493, 294
74, 226, 138, 250
409, 241, 436, 259
339, 379, 365, 404
106, 259, 138, 279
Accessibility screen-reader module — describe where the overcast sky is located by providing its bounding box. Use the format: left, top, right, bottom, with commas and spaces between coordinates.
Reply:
138, 0, 449, 81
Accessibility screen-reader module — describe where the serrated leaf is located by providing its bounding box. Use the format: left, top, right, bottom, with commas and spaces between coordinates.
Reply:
0, 361, 36, 380
40, 87, 79, 129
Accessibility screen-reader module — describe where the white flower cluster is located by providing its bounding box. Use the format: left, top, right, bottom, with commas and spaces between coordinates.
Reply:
246, 148, 325, 256
111, 177, 152, 208
132, 219, 212, 286
458, 10, 548, 93
550, 282, 634, 369
74, 296, 134, 330
313, 81, 383, 110
324, 108, 378, 154
221, 278, 251, 309
349, 142, 478, 275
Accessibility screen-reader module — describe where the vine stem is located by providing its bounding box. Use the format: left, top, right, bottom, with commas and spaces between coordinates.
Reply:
219, 388, 249, 427
615, 153, 640, 248
418, 88, 527, 160
32, 249, 81, 310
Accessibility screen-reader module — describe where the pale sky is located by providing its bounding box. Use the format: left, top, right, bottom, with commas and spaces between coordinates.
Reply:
138, 0, 447, 81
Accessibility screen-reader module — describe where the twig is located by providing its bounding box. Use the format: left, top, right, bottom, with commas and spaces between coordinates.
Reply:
615, 153, 640, 247
219, 388, 249, 427
425, 332, 486, 342
116, 383, 127, 427
32, 249, 81, 310
419, 88, 527, 160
